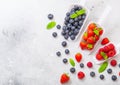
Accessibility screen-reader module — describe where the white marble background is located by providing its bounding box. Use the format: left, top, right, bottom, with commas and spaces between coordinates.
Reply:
0, 0, 120, 85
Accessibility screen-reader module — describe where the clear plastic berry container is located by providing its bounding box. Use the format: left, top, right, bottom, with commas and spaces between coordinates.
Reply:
61, 4, 89, 41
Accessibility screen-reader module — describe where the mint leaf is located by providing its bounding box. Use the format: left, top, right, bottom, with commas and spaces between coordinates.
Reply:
69, 58, 75, 67
98, 62, 108, 73
93, 30, 99, 36
76, 9, 86, 16
70, 13, 78, 18
47, 21, 56, 30
100, 52, 108, 60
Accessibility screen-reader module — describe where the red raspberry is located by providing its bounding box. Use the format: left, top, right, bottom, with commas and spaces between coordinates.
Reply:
108, 43, 115, 50
96, 53, 103, 60
108, 50, 115, 57
103, 46, 109, 53
87, 62, 93, 68
119, 72, 120, 76
77, 71, 85, 79
110, 59, 117, 67
98, 48, 104, 53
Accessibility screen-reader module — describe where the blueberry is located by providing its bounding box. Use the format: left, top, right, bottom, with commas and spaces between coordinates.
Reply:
107, 68, 112, 74
48, 14, 54, 20
90, 71, 95, 77
111, 75, 117, 81
62, 26, 66, 31
74, 5, 79, 10
118, 63, 120, 68
70, 35, 75, 40
77, 26, 81, 30
65, 49, 70, 54
52, 32, 57, 37
67, 23, 72, 28
82, 14, 86, 19
69, 19, 74, 24
71, 26, 76, 30
73, 22, 79, 27
79, 21, 83, 26
56, 25, 61, 29
70, 67, 76, 73
78, 16, 82, 20
80, 63, 84, 68
64, 21, 68, 25
65, 17, 70, 22
73, 29, 79, 35
74, 17, 79, 22
62, 41, 67, 47
66, 12, 70, 16
64, 34, 69, 40
56, 51, 61, 56
61, 31, 66, 36
65, 30, 69, 34
63, 58, 68, 64
71, 8, 75, 13
100, 74, 104, 80
68, 32, 72, 36
78, 6, 82, 10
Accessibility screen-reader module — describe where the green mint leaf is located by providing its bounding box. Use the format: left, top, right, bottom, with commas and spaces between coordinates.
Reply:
100, 52, 108, 60
70, 13, 78, 18
76, 9, 86, 16
98, 62, 108, 73
47, 21, 56, 30
69, 58, 75, 67
93, 30, 99, 36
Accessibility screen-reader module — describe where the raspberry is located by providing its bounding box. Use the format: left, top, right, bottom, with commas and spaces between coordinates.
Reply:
77, 71, 85, 79
110, 59, 117, 67
108, 43, 115, 50
96, 53, 103, 60
98, 48, 104, 53
87, 62, 93, 68
103, 46, 109, 53
108, 50, 115, 57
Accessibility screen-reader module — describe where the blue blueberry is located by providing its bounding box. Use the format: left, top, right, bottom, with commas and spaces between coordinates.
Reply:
82, 14, 86, 19
56, 51, 61, 56
74, 29, 79, 35
78, 16, 82, 20
78, 6, 82, 10
52, 32, 57, 37
71, 8, 75, 13
100, 74, 104, 80
70, 67, 76, 73
65, 30, 69, 34
107, 68, 112, 74
70, 35, 75, 40
61, 31, 66, 36
63, 58, 68, 64
66, 12, 70, 16
64, 34, 69, 40
77, 26, 81, 30
62, 26, 66, 31
48, 14, 54, 20
65, 17, 70, 22
68, 32, 72, 36
64, 21, 68, 25
90, 71, 95, 77
74, 22, 79, 27
62, 41, 67, 47
65, 49, 70, 54
56, 25, 61, 29
69, 19, 74, 24
74, 5, 79, 10
71, 26, 76, 30
80, 63, 84, 68
67, 23, 72, 28
79, 21, 83, 26
111, 75, 117, 81
118, 63, 120, 68
74, 17, 79, 22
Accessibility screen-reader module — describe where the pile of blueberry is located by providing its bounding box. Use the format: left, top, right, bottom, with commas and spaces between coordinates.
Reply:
61, 5, 86, 40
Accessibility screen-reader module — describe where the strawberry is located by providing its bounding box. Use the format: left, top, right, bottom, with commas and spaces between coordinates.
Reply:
87, 62, 93, 68
94, 35, 99, 41
110, 59, 117, 67
82, 32, 88, 41
77, 71, 85, 79
107, 43, 115, 50
75, 53, 82, 62
101, 37, 110, 45
86, 44, 94, 50
87, 29, 95, 37
107, 50, 115, 57
87, 36, 95, 44
80, 42, 87, 50
97, 28, 103, 35
96, 53, 103, 60
60, 73, 70, 84
88, 23, 96, 30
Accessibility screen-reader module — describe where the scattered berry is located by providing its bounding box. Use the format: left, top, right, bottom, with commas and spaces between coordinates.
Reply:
63, 58, 68, 64
90, 71, 95, 77
110, 59, 117, 67
52, 32, 57, 37
77, 71, 85, 79
70, 67, 76, 73
80, 63, 84, 68
48, 14, 54, 20
111, 75, 117, 81
56, 24, 61, 29
119, 72, 120, 76
75, 53, 82, 62
56, 51, 61, 57
101, 37, 110, 45
107, 68, 112, 74
60, 73, 70, 84
100, 74, 104, 80
62, 41, 67, 47
65, 49, 70, 54
87, 62, 93, 68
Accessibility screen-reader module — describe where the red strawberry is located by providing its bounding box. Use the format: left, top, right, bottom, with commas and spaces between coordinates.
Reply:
87, 36, 95, 44
96, 53, 103, 60
94, 35, 99, 41
87, 62, 93, 68
60, 73, 70, 84
88, 29, 95, 37
97, 28, 103, 35
88, 23, 96, 31
107, 43, 115, 50
86, 44, 94, 50
80, 42, 87, 50
110, 59, 117, 67
103, 46, 109, 53
75, 53, 82, 62
77, 71, 85, 79
101, 37, 110, 45
107, 50, 115, 57
83, 32, 88, 41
